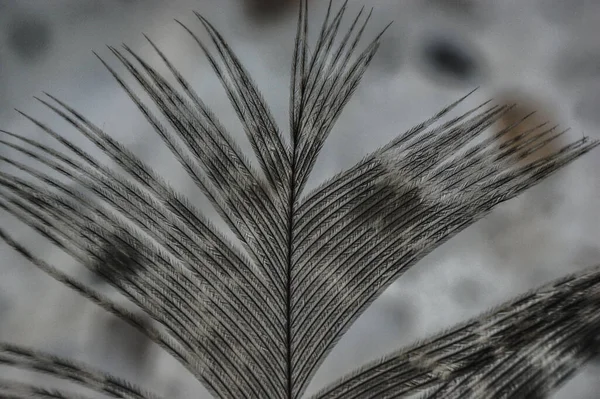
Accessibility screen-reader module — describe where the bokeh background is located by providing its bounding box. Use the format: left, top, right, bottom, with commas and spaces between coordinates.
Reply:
1, 0, 600, 397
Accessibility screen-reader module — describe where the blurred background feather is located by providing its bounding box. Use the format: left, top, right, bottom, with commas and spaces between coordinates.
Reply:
1, 0, 599, 397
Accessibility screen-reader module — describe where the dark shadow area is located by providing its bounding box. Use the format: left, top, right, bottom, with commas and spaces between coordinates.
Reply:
6, 13, 53, 63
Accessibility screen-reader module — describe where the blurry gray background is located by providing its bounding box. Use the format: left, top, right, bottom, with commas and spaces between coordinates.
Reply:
1, 0, 600, 397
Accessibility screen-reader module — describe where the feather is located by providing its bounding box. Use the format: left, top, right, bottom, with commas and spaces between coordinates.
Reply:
0, 343, 160, 399
0, 0, 598, 398
311, 264, 600, 398
0, 378, 92, 399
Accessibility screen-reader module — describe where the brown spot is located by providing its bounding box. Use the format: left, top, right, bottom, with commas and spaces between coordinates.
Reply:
494, 90, 562, 166
91, 229, 143, 286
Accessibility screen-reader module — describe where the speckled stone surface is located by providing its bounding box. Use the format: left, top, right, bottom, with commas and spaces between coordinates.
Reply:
1, 1, 599, 397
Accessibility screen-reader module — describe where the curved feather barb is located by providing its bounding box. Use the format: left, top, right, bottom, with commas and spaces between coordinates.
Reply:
0, 1, 598, 398
0, 344, 159, 399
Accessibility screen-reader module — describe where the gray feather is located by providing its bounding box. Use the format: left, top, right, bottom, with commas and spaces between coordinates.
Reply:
0, 1, 598, 398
